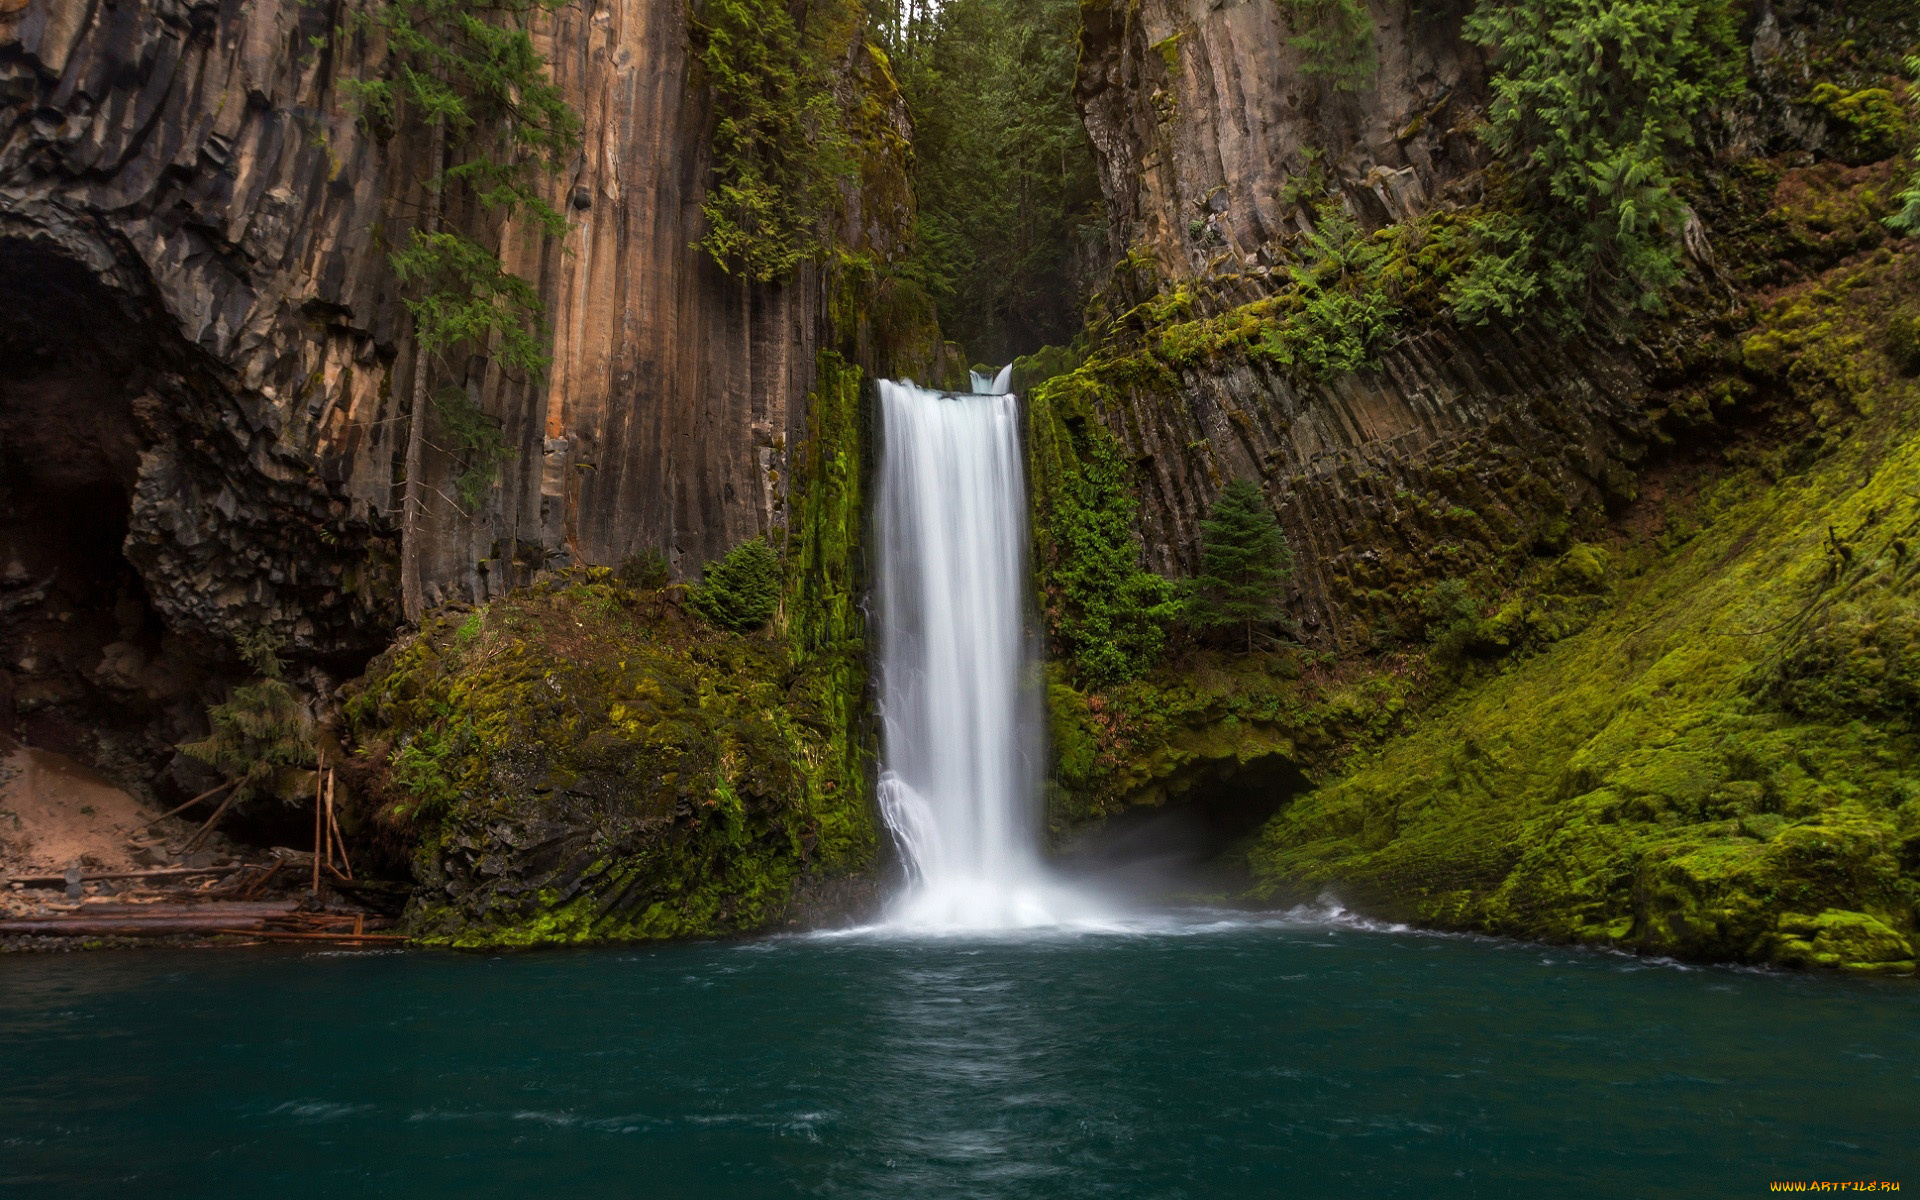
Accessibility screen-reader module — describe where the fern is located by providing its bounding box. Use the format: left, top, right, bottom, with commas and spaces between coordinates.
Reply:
1462, 0, 1742, 321
1256, 204, 1399, 376
1888, 56, 1920, 237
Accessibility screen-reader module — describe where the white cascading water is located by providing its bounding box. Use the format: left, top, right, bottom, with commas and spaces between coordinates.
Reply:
874, 366, 1105, 930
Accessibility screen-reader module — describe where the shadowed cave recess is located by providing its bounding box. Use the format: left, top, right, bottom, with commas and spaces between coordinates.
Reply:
0, 236, 378, 847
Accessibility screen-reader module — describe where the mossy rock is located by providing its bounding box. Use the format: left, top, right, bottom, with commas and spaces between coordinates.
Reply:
1235, 244, 1920, 970
1774, 909, 1917, 972
347, 569, 876, 947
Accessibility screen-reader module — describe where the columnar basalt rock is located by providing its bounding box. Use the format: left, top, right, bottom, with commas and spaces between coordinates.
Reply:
1077, 0, 1487, 292
0, 0, 911, 655
1067, 0, 1706, 648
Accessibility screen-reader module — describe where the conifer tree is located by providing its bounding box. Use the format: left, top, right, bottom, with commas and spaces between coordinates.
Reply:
331, 0, 581, 619
182, 632, 317, 807
1887, 56, 1920, 237
691, 538, 783, 633
1188, 478, 1295, 653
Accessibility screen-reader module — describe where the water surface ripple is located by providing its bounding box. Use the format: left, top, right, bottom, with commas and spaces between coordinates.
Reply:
2, 912, 1914, 1197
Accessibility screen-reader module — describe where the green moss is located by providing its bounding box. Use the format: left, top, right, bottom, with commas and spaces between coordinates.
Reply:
1043, 651, 1413, 836
1026, 367, 1179, 688
348, 571, 875, 947
1803, 82, 1913, 165
781, 350, 878, 875
1245, 245, 1920, 970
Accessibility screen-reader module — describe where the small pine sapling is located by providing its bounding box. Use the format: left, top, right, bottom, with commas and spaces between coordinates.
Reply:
1187, 478, 1296, 653
181, 631, 317, 808
691, 538, 783, 633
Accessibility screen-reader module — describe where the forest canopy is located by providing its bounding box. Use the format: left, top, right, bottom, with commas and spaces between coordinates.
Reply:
870, 0, 1105, 363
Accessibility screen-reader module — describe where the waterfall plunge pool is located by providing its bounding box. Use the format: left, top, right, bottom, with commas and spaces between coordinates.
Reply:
3, 910, 1914, 1197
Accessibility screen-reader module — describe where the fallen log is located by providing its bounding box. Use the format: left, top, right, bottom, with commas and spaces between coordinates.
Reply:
0, 915, 280, 937
51, 901, 300, 918
7, 865, 242, 889
215, 929, 410, 943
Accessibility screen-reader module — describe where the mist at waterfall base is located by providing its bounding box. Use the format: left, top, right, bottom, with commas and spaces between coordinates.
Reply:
6, 927, 1917, 1197
872, 368, 1124, 930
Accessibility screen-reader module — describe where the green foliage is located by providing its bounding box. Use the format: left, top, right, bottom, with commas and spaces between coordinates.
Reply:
337, 0, 580, 367
616, 548, 673, 591
690, 537, 783, 633
181, 631, 316, 808
690, 0, 858, 282
1446, 211, 1543, 325
428, 385, 514, 507
1187, 478, 1296, 652
1273, 0, 1376, 92
1028, 376, 1178, 688
1254, 204, 1398, 375
339, 0, 578, 190
889, 0, 1103, 360
1888, 57, 1920, 237
392, 233, 550, 375
1463, 0, 1743, 320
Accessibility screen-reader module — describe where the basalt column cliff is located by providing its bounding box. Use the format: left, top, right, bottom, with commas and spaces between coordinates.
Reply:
0, 0, 911, 790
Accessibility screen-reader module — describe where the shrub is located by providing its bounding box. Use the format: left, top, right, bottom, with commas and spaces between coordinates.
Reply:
181, 631, 316, 807
691, 538, 782, 633
1421, 578, 1485, 664
617, 548, 674, 591
1254, 204, 1398, 375
1463, 0, 1743, 321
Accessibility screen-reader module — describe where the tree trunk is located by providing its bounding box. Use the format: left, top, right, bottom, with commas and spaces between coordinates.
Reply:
400, 112, 447, 623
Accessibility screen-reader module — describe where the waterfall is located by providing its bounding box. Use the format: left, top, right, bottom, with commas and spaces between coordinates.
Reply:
873, 369, 1102, 930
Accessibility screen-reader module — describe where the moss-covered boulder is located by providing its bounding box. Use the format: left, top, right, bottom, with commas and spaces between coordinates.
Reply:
346, 570, 875, 947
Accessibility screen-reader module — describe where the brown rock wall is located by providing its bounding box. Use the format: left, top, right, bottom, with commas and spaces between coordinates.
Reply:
1078, 0, 1486, 289
1071, 0, 1663, 645
0, 0, 907, 658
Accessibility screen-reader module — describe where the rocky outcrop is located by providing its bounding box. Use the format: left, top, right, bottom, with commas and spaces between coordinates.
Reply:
0, 0, 912, 643
0, 0, 911, 791
1077, 0, 1486, 287
345, 569, 880, 946
1063, 0, 1669, 648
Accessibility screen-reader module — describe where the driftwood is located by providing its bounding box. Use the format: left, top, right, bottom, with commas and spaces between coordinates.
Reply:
139, 779, 238, 830
0, 899, 400, 940
215, 929, 409, 943
0, 900, 299, 938
182, 786, 243, 854
7, 865, 242, 888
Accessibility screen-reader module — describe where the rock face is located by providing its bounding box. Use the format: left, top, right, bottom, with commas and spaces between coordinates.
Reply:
0, 0, 910, 785
1067, 0, 1667, 647
0, 0, 909, 634
1078, 0, 1486, 285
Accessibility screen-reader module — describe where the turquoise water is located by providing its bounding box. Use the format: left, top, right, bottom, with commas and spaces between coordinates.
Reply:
2, 912, 1914, 1197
